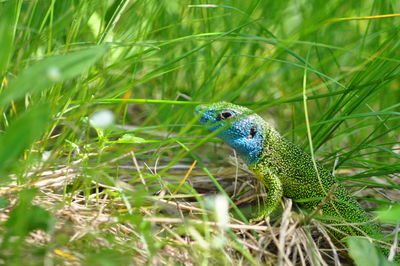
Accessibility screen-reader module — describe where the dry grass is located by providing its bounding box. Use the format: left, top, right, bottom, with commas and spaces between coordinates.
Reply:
0, 151, 376, 265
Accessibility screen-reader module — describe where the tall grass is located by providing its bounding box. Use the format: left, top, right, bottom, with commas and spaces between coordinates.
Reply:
0, 0, 399, 264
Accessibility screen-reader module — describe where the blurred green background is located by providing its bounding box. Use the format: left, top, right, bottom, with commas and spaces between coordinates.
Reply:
0, 0, 399, 264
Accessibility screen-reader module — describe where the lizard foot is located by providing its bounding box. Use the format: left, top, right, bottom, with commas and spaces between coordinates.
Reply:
249, 209, 272, 223
249, 215, 267, 224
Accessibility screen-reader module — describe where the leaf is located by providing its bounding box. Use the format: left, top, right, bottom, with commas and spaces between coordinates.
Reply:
378, 204, 400, 223
0, 45, 107, 107
0, 104, 51, 176
5, 189, 55, 238
25, 206, 54, 232
115, 134, 146, 144
347, 237, 393, 266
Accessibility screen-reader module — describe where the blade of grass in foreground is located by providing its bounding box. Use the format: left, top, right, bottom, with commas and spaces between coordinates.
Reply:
0, 105, 51, 177
0, 0, 22, 74
0, 45, 107, 108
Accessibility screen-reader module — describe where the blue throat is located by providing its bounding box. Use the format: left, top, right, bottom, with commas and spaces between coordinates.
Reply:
218, 130, 263, 166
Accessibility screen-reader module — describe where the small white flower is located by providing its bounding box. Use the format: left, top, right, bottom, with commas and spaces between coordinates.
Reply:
214, 194, 229, 229
42, 151, 51, 161
47, 66, 62, 81
205, 194, 229, 230
89, 109, 115, 129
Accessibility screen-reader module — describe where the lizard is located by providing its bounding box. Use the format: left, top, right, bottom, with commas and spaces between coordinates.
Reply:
195, 101, 397, 261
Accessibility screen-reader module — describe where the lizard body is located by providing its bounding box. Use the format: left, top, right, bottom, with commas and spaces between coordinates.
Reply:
195, 102, 396, 260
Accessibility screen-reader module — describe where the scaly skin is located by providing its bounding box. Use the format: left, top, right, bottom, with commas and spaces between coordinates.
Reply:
196, 102, 397, 259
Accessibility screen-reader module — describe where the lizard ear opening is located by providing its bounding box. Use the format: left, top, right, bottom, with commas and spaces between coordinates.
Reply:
249, 126, 257, 139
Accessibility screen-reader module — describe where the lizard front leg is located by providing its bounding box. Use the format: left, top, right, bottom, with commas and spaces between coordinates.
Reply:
250, 168, 283, 222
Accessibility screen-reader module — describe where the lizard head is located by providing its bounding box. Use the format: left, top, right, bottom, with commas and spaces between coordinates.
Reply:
195, 102, 265, 165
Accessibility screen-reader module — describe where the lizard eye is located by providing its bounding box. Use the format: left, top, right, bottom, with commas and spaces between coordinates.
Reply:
217, 110, 235, 121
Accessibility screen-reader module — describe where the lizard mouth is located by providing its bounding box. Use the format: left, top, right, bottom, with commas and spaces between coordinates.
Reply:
194, 104, 206, 115
195, 104, 211, 125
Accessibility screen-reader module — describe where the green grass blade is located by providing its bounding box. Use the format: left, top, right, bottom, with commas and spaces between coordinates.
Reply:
0, 45, 107, 107
0, 105, 51, 176
0, 0, 22, 74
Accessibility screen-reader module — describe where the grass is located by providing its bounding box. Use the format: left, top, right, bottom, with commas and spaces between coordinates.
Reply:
0, 0, 399, 265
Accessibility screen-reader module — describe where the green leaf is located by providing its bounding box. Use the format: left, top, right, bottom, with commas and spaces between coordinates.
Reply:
115, 134, 146, 144
0, 45, 107, 107
0, 105, 51, 176
5, 189, 55, 238
25, 206, 54, 232
1, 189, 55, 260
347, 237, 393, 266
378, 204, 400, 223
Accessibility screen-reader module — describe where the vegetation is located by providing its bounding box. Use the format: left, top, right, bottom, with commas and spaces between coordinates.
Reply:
0, 0, 399, 265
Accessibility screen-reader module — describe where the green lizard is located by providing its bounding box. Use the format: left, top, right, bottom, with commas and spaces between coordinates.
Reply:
195, 101, 397, 261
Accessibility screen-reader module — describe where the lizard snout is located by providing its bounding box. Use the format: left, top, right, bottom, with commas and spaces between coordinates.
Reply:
194, 104, 207, 115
